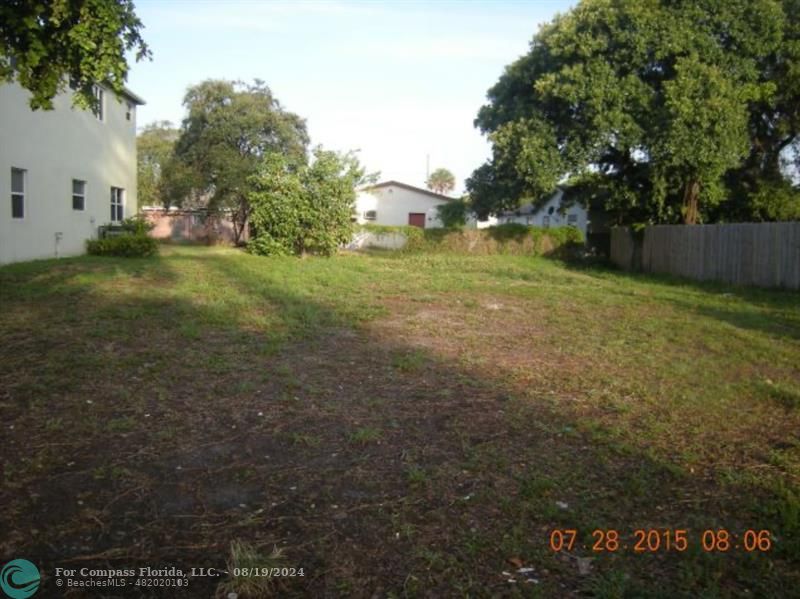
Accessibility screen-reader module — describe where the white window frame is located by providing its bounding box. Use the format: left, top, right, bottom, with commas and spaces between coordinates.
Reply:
93, 86, 105, 122
72, 179, 86, 211
110, 187, 124, 222
567, 213, 578, 226
11, 167, 25, 219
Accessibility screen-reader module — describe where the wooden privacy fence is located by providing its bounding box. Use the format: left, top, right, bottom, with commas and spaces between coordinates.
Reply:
610, 223, 800, 290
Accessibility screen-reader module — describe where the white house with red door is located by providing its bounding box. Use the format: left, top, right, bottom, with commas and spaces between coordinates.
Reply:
0, 80, 144, 264
354, 180, 452, 229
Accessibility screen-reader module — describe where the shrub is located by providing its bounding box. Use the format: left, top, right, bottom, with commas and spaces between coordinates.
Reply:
436, 198, 469, 228
485, 223, 532, 243
357, 223, 583, 256
750, 180, 800, 222
246, 235, 292, 257
86, 234, 158, 257
248, 149, 366, 257
360, 223, 425, 246
119, 214, 155, 235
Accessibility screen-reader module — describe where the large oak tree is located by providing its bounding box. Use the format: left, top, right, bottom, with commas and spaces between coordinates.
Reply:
468, 0, 800, 225
0, 0, 150, 110
170, 80, 309, 244
136, 121, 179, 208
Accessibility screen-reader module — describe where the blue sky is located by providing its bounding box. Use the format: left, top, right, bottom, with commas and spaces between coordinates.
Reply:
127, 0, 575, 193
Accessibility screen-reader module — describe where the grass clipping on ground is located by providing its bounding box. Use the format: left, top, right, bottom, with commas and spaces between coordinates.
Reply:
215, 541, 285, 598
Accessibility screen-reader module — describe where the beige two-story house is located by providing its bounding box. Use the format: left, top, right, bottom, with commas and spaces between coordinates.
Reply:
0, 81, 144, 264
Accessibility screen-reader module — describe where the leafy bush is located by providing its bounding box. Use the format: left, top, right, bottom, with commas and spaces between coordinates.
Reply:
485, 223, 532, 242
87, 234, 158, 257
436, 198, 469, 228
750, 180, 800, 222
246, 235, 292, 257
359, 223, 425, 247
357, 223, 583, 256
119, 215, 155, 235
248, 148, 366, 257
529, 224, 584, 246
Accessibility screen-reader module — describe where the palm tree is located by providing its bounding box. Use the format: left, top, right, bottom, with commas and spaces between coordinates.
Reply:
426, 168, 456, 195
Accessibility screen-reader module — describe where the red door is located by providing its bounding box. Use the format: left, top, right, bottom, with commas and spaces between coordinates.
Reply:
408, 213, 426, 228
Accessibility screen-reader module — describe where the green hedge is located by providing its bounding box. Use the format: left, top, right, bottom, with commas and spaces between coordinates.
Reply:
357, 223, 583, 256
86, 234, 158, 258
358, 223, 425, 248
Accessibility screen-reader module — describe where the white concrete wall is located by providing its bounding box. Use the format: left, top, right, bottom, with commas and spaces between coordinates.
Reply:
354, 184, 449, 228
0, 81, 138, 264
349, 231, 408, 250
498, 189, 588, 236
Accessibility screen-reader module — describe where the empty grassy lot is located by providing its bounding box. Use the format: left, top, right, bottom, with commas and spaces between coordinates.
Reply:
1, 245, 799, 597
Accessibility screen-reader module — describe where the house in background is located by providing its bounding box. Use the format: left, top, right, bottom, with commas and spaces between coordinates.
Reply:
497, 188, 589, 237
0, 80, 144, 264
354, 180, 453, 229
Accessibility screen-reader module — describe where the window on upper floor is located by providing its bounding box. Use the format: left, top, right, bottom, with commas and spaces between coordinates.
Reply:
11, 168, 25, 219
93, 86, 104, 121
72, 179, 86, 211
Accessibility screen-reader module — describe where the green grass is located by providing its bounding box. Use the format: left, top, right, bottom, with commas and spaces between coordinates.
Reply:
348, 426, 383, 445
0, 245, 798, 596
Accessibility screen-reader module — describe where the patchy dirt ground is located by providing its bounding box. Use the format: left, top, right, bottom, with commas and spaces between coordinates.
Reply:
1, 247, 798, 597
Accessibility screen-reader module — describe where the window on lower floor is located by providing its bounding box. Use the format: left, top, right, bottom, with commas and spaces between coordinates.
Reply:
542, 215, 551, 228
72, 179, 86, 211
110, 187, 124, 222
567, 213, 578, 226
364, 210, 377, 221
11, 167, 25, 219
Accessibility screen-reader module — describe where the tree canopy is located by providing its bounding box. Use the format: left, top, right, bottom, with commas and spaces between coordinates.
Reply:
136, 121, 179, 208
426, 168, 456, 195
247, 148, 371, 256
0, 0, 150, 110
170, 79, 309, 244
468, 0, 800, 224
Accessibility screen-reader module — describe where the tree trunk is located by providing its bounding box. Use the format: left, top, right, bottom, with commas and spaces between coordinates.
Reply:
682, 179, 700, 224
231, 198, 250, 246
232, 219, 243, 246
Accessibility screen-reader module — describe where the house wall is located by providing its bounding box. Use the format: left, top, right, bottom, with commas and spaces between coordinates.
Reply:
0, 81, 138, 264
354, 185, 448, 228
498, 189, 589, 236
